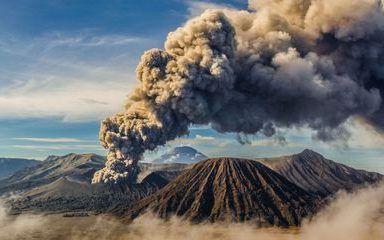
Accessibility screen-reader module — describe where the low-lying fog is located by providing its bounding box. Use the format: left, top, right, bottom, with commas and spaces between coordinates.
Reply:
1, 182, 383, 240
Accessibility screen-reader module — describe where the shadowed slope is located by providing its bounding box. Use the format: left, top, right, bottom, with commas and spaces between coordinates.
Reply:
261, 149, 383, 197
0, 153, 186, 213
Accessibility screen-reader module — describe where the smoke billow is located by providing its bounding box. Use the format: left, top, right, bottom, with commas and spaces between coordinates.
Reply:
93, 0, 384, 183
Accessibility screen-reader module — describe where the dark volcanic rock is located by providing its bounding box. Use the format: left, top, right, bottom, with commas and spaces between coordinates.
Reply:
121, 157, 320, 227
261, 149, 383, 197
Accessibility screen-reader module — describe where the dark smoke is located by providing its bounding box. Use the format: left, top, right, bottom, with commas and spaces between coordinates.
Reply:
93, 0, 384, 183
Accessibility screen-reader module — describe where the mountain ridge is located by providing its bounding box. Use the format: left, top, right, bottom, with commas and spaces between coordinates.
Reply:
260, 149, 383, 196
2, 149, 382, 218
1, 153, 187, 214
0, 158, 40, 179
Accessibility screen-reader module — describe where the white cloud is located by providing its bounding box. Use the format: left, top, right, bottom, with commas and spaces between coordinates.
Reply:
0, 201, 46, 240
11, 144, 102, 151
185, 1, 236, 17
195, 134, 215, 140
44, 33, 144, 48
0, 82, 129, 122
345, 119, 384, 149
250, 139, 279, 147
173, 136, 234, 148
301, 182, 384, 240
251, 138, 303, 147
0, 31, 154, 122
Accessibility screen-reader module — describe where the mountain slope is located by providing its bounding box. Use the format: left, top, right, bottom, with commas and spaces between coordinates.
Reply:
260, 149, 383, 197
121, 157, 320, 227
0, 158, 40, 179
1, 153, 186, 213
0, 153, 105, 194
152, 146, 207, 164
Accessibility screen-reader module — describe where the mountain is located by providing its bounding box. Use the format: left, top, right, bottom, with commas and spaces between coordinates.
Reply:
152, 146, 207, 164
0, 158, 40, 179
4, 150, 380, 218
120, 158, 320, 227
259, 149, 383, 197
0, 153, 187, 214
0, 153, 105, 194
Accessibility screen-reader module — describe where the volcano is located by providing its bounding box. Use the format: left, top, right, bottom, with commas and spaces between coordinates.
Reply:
121, 157, 320, 227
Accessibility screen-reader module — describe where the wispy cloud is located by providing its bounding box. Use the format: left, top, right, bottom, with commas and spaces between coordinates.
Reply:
45, 33, 144, 48
194, 134, 215, 140
251, 139, 299, 147
11, 144, 102, 151
0, 31, 155, 122
189, 124, 212, 130
12, 138, 90, 143
345, 119, 384, 150
185, 1, 236, 17
173, 136, 234, 148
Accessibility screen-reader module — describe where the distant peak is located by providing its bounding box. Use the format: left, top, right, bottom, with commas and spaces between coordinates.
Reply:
174, 146, 196, 150
300, 149, 320, 155
65, 153, 78, 157
153, 146, 207, 164
45, 155, 60, 161
172, 146, 199, 153
296, 149, 324, 160
44, 153, 104, 163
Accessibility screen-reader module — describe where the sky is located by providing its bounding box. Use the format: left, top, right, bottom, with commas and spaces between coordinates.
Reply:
0, 0, 383, 173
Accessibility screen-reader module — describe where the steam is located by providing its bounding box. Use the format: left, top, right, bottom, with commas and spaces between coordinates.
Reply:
0, 202, 46, 240
116, 183, 384, 240
301, 182, 384, 240
1, 183, 383, 239
93, 0, 384, 183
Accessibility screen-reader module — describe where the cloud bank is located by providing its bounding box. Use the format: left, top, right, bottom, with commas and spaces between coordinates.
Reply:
0, 202, 46, 240
1, 183, 383, 239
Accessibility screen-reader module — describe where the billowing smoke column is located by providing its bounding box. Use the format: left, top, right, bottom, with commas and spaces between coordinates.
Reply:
92, 0, 384, 183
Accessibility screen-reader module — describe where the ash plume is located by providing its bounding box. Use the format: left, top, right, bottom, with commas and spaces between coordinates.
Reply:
93, 0, 384, 183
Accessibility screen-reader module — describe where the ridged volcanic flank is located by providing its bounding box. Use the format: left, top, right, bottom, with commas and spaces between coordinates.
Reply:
121, 157, 320, 227
263, 149, 383, 197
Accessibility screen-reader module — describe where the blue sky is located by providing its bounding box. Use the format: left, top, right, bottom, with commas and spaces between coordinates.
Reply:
0, 0, 383, 173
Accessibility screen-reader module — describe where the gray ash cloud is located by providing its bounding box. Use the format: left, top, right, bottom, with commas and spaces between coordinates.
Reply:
93, 0, 384, 183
